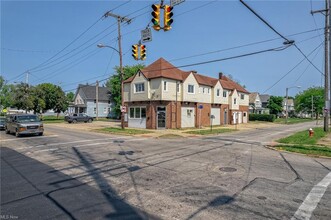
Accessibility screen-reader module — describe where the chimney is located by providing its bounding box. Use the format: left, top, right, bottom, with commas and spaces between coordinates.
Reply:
191, 70, 197, 74
219, 72, 223, 79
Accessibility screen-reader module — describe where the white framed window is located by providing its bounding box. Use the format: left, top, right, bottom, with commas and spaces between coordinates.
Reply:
188, 84, 194, 94
234, 98, 237, 105
187, 109, 193, 117
203, 88, 205, 94
208, 88, 210, 94
223, 91, 227, 97
176, 83, 180, 93
163, 81, 167, 91
135, 83, 145, 93
217, 89, 220, 97
241, 94, 245, 100
129, 107, 146, 119
103, 107, 107, 114
93, 108, 96, 114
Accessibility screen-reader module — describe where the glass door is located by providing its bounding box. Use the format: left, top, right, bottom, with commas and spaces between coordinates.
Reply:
157, 107, 166, 129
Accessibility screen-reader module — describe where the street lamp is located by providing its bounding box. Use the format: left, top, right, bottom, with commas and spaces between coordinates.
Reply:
97, 43, 124, 129
285, 86, 301, 124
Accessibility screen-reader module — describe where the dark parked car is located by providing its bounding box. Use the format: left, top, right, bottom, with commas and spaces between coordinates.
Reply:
0, 117, 5, 130
64, 113, 93, 123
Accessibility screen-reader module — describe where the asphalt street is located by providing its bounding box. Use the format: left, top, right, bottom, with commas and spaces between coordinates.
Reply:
1, 122, 330, 220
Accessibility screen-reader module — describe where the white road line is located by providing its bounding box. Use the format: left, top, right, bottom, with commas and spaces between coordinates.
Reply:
16, 137, 129, 150
1, 135, 59, 142
291, 172, 331, 220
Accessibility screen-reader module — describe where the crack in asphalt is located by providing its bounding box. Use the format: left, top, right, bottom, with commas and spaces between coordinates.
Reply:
279, 153, 303, 182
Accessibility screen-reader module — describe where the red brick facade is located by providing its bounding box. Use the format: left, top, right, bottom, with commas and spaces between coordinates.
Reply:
125, 101, 248, 129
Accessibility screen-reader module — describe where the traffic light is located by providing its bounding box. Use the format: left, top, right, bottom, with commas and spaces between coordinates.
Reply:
164, 5, 173, 31
132, 44, 138, 60
151, 4, 161, 31
140, 45, 146, 60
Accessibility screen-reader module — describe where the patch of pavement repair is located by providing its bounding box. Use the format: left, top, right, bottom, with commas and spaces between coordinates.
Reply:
264, 144, 331, 159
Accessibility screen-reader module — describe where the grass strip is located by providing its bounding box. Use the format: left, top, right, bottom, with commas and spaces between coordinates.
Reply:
184, 128, 236, 135
97, 127, 154, 135
274, 118, 313, 124
277, 127, 327, 145
275, 145, 331, 157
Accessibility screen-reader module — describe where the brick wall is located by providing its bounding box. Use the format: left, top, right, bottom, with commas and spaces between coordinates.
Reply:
220, 104, 229, 125
195, 103, 211, 127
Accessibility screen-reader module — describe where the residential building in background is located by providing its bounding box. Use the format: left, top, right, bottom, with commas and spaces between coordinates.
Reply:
249, 92, 270, 114
123, 58, 250, 129
73, 84, 114, 117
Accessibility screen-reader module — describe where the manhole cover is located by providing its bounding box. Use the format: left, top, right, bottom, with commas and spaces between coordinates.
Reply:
219, 167, 237, 172
257, 196, 267, 200
293, 199, 303, 203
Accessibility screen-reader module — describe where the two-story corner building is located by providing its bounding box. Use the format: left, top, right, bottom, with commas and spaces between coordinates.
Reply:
73, 84, 115, 118
123, 58, 250, 129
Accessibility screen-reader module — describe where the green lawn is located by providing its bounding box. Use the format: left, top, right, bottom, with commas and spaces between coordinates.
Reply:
274, 118, 313, 124
275, 145, 331, 157
277, 127, 327, 145
184, 128, 236, 135
97, 127, 154, 135
41, 115, 65, 124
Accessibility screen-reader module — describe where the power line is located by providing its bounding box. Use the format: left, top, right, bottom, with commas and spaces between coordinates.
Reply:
263, 41, 324, 93
239, 0, 324, 79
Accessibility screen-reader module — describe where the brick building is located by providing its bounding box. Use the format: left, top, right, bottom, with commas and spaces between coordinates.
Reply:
123, 58, 250, 129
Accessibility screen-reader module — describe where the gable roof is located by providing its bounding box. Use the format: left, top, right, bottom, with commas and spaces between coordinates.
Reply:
123, 58, 250, 94
249, 92, 259, 103
77, 84, 111, 101
219, 75, 250, 94
259, 94, 270, 103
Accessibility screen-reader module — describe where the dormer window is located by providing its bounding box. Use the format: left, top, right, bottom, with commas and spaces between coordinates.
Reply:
135, 83, 145, 93
188, 84, 194, 94
223, 91, 227, 97
217, 89, 220, 97
164, 81, 167, 91
234, 98, 237, 105
241, 94, 245, 100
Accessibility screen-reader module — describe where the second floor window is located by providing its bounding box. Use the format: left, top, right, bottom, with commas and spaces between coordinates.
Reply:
188, 84, 194, 94
135, 83, 145, 93
223, 91, 227, 97
241, 94, 245, 100
164, 81, 167, 91
176, 83, 180, 93
217, 89, 220, 96
234, 98, 237, 105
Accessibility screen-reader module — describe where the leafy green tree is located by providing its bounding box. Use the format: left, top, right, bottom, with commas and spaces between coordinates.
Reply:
66, 92, 75, 102
0, 76, 15, 109
54, 89, 69, 118
12, 83, 34, 112
295, 87, 324, 118
30, 86, 46, 114
106, 64, 145, 117
267, 96, 283, 115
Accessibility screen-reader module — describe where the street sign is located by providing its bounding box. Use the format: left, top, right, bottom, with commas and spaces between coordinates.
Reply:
121, 106, 127, 113
141, 28, 152, 43
170, 0, 185, 7
198, 104, 203, 109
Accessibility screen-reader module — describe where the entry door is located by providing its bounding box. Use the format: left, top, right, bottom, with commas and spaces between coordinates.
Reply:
157, 107, 166, 129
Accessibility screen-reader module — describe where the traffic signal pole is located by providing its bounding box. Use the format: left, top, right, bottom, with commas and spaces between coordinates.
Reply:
104, 12, 131, 129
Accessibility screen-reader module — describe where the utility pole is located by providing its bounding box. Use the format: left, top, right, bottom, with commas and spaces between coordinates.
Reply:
104, 12, 131, 129
25, 71, 29, 84
311, 95, 314, 119
285, 88, 289, 124
96, 80, 99, 120
312, 0, 330, 132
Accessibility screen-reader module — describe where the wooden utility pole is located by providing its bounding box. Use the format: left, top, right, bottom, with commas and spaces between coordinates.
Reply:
104, 12, 131, 129
96, 80, 99, 120
312, 0, 330, 131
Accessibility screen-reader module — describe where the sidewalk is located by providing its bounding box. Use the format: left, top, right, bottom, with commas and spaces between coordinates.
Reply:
46, 120, 279, 138
318, 132, 331, 146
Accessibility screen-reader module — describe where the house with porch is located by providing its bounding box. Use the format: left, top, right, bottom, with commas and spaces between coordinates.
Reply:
73, 84, 114, 117
249, 92, 270, 114
123, 58, 250, 129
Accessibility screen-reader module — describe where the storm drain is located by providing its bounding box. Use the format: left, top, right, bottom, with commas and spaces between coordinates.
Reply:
118, 151, 134, 155
257, 196, 267, 200
219, 167, 237, 172
114, 140, 125, 143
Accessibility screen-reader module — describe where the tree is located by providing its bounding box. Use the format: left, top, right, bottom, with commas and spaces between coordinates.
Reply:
53, 89, 69, 118
0, 76, 14, 110
106, 64, 145, 117
12, 83, 34, 112
267, 96, 283, 115
30, 86, 46, 114
66, 92, 75, 102
295, 87, 324, 118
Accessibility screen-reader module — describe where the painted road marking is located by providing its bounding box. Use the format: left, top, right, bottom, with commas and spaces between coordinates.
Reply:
291, 172, 331, 220
1, 135, 58, 142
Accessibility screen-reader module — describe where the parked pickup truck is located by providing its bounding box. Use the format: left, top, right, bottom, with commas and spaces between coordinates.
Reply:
64, 113, 93, 123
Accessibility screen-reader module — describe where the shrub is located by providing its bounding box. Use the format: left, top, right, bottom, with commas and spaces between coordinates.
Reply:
249, 113, 275, 122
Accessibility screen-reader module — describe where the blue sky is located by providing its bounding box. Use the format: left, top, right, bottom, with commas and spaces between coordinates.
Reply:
1, 0, 326, 97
